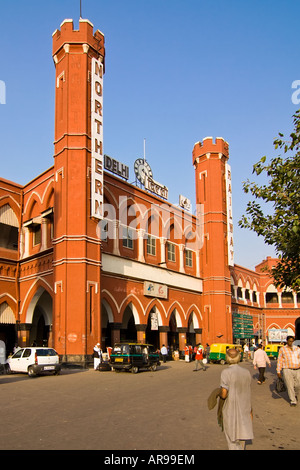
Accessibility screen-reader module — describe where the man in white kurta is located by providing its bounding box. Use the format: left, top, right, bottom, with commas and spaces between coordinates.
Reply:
220, 348, 254, 450
93, 343, 102, 370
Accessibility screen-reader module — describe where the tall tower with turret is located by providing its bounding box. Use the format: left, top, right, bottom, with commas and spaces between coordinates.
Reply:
52, 19, 105, 362
193, 137, 233, 344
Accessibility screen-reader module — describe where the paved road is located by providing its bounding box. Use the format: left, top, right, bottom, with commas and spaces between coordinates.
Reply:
0, 359, 299, 451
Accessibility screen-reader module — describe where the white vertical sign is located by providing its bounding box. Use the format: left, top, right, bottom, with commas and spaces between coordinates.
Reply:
225, 162, 234, 266
91, 57, 104, 219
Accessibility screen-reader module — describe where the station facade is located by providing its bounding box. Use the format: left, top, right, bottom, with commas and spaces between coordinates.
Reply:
0, 18, 299, 362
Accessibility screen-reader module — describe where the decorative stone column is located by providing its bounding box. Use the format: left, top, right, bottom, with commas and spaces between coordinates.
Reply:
179, 244, 185, 273
194, 328, 203, 345
40, 218, 48, 251
160, 238, 167, 267
158, 326, 169, 349
136, 324, 147, 343
177, 327, 188, 355
110, 323, 122, 346
113, 221, 120, 255
137, 229, 145, 262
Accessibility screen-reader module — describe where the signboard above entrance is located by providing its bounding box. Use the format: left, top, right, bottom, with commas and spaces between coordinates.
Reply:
144, 281, 168, 299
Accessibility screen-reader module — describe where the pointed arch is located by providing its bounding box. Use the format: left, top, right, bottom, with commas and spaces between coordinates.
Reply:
101, 298, 115, 323
186, 304, 203, 328
20, 277, 53, 321
145, 298, 167, 327
43, 180, 55, 209
101, 289, 120, 315
167, 301, 185, 324
168, 307, 183, 328
0, 301, 16, 324
119, 297, 143, 325
23, 192, 42, 220
0, 195, 21, 215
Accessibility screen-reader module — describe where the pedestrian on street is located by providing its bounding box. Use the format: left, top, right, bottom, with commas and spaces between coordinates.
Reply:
184, 345, 190, 362
243, 343, 249, 361
276, 335, 300, 407
205, 343, 210, 363
160, 344, 168, 363
253, 343, 271, 384
93, 342, 102, 370
219, 348, 254, 450
193, 344, 207, 371
189, 345, 193, 362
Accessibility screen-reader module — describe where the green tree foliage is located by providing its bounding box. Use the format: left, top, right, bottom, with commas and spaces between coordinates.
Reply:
239, 109, 300, 292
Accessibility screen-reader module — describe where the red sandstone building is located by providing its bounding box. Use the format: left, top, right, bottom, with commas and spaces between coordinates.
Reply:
0, 18, 299, 362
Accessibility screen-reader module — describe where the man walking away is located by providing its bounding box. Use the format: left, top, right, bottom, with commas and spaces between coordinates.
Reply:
253, 343, 271, 384
160, 344, 168, 363
276, 336, 300, 406
219, 348, 254, 450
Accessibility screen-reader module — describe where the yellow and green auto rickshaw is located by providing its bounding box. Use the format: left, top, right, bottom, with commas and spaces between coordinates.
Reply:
264, 344, 284, 359
209, 343, 243, 365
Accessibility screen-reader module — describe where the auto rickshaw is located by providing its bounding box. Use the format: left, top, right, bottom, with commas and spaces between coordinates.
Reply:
264, 344, 284, 359
109, 342, 160, 373
209, 343, 243, 364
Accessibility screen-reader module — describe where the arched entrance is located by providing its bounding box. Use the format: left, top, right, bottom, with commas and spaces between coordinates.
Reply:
168, 310, 179, 352
187, 312, 196, 347
146, 307, 160, 349
121, 305, 137, 342
101, 299, 114, 349
26, 288, 53, 346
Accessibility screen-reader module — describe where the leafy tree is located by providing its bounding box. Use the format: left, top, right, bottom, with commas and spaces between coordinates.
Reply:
239, 109, 300, 292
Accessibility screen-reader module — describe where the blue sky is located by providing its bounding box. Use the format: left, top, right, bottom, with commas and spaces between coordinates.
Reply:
0, 0, 299, 269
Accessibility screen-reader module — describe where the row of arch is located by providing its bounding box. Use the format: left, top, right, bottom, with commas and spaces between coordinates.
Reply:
101, 291, 202, 328
0, 277, 204, 356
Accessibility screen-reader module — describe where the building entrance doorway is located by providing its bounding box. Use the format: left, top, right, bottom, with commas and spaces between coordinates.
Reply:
26, 288, 53, 347
120, 305, 137, 342
168, 311, 179, 353
146, 308, 159, 349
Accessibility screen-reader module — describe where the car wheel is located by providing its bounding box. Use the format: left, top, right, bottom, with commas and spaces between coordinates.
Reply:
5, 364, 11, 374
150, 364, 157, 371
28, 366, 36, 377
131, 366, 139, 374
220, 359, 226, 365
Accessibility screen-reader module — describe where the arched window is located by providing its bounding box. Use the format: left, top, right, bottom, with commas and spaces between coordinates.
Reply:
0, 204, 19, 251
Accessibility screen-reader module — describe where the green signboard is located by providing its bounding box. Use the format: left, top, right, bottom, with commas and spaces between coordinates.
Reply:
232, 312, 254, 339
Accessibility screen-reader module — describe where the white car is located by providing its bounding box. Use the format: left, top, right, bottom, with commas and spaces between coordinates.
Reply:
6, 347, 61, 377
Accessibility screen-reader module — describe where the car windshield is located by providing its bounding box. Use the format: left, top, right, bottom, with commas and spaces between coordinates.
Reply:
12, 349, 24, 359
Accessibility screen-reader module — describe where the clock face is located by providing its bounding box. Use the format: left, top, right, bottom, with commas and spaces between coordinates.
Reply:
134, 158, 153, 184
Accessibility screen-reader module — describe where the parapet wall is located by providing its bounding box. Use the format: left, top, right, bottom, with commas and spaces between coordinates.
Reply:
193, 137, 229, 164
